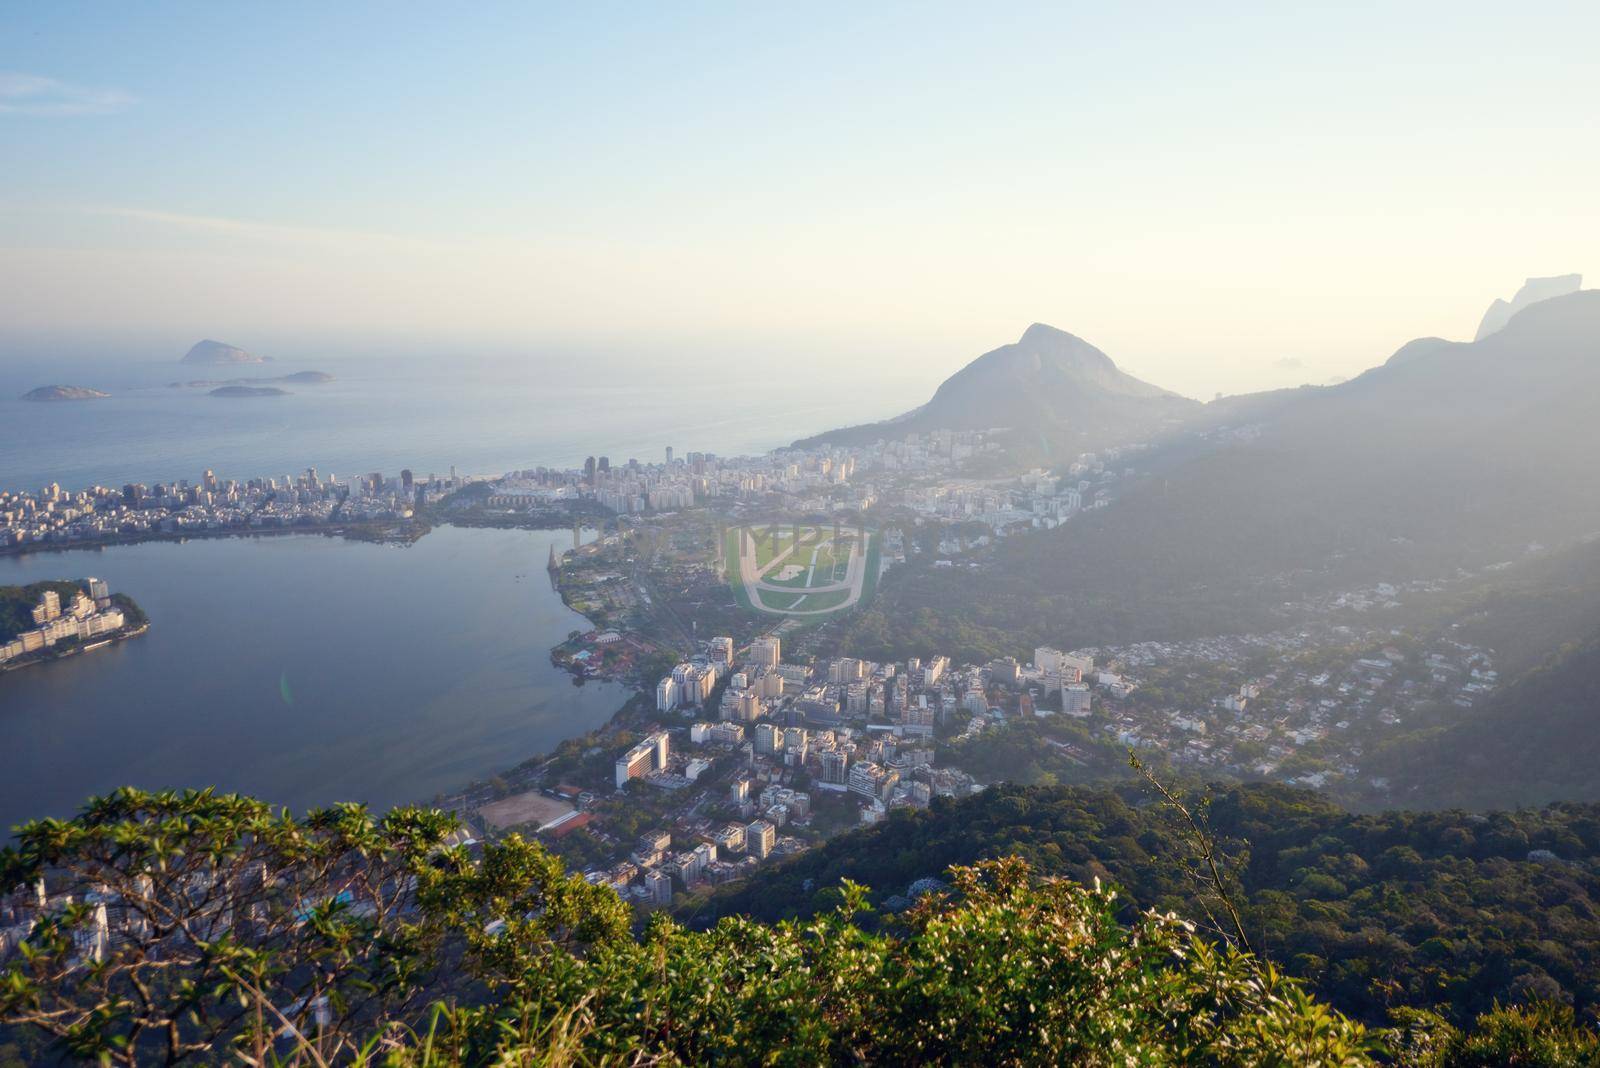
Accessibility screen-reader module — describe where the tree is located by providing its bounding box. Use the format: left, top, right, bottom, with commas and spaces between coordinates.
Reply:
0, 789, 617, 1065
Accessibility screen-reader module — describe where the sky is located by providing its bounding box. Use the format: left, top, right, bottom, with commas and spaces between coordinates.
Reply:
2, 1, 1598, 398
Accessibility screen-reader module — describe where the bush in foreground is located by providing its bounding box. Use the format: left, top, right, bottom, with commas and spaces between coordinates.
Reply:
0, 790, 1592, 1065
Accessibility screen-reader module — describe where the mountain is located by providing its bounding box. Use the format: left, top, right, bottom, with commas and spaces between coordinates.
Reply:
794, 323, 1198, 453
1475, 273, 1582, 340
180, 339, 271, 365
19, 385, 109, 402
832, 289, 1600, 664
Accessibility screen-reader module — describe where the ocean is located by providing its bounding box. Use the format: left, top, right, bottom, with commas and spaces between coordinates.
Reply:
0, 350, 924, 491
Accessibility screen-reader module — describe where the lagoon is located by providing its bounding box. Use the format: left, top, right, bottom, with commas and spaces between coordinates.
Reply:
0, 525, 625, 837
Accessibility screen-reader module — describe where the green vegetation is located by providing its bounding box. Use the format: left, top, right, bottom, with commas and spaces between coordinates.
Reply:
4, 788, 1598, 1064
689, 781, 1600, 1030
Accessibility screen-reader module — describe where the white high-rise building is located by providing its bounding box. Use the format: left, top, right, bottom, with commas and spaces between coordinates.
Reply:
749, 636, 781, 669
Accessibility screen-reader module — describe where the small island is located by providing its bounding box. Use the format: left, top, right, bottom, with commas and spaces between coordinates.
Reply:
20, 385, 110, 402
209, 385, 289, 398
181, 339, 272, 365
0, 578, 147, 673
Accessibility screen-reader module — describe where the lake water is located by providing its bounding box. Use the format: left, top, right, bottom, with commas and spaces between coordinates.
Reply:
0, 526, 627, 837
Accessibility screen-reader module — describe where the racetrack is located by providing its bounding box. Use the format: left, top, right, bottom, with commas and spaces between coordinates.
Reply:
729, 524, 874, 617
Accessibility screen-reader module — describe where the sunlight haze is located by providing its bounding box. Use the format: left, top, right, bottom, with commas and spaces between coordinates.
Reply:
3, 2, 1598, 396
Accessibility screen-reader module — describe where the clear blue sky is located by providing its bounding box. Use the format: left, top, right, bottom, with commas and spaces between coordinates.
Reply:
3, 2, 1597, 395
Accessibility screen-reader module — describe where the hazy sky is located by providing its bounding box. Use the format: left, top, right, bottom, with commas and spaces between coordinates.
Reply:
2, 2, 1597, 397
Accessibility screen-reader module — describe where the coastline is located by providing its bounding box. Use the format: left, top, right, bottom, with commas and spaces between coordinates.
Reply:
0, 521, 430, 560
0, 498, 619, 561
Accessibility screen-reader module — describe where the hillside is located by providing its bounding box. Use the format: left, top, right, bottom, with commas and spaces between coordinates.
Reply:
795, 323, 1198, 455
685, 781, 1600, 1027
1372, 624, 1600, 810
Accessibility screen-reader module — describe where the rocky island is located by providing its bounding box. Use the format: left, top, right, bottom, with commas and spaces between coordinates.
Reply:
208, 385, 289, 398
181, 339, 272, 365
19, 385, 110, 402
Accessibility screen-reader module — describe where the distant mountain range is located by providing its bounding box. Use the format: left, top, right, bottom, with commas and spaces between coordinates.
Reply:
181, 339, 272, 365
794, 323, 1197, 454
1083, 287, 1600, 591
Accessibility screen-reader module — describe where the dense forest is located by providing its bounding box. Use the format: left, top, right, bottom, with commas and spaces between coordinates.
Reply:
685, 781, 1600, 1029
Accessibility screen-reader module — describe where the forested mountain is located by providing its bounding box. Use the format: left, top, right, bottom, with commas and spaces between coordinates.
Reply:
795, 323, 1197, 454
683, 781, 1600, 1028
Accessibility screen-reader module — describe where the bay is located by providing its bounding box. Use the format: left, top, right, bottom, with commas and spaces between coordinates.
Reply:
0, 526, 625, 837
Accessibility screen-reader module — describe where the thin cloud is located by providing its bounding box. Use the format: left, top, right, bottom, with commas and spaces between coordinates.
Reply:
83, 205, 463, 252
78, 204, 557, 258
0, 73, 135, 116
